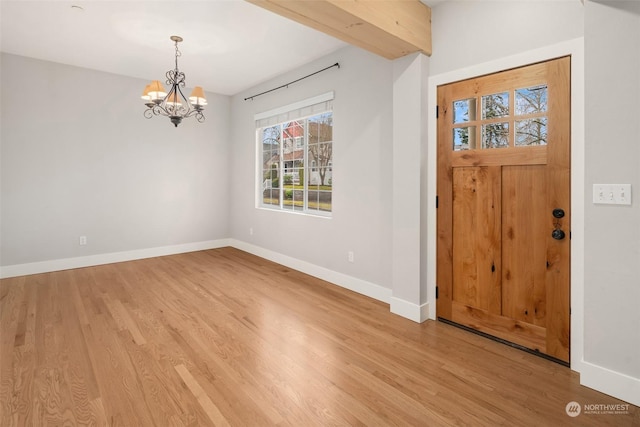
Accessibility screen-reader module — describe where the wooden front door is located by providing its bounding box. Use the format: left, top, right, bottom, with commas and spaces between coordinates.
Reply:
436, 57, 571, 363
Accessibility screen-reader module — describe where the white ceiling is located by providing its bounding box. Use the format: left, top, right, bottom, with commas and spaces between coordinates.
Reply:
0, 1, 442, 96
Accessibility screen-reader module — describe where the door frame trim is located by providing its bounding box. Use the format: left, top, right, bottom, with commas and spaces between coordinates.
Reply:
426, 37, 585, 372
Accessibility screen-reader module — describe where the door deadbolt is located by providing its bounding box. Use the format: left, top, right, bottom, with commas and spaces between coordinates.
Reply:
552, 229, 566, 240
552, 208, 565, 219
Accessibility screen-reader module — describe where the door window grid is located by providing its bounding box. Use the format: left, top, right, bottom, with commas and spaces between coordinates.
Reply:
452, 85, 548, 151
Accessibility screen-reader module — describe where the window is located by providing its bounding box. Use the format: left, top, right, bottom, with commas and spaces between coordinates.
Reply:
256, 93, 333, 215
452, 84, 548, 151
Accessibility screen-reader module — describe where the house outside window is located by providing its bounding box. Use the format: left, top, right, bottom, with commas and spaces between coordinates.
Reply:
256, 93, 333, 216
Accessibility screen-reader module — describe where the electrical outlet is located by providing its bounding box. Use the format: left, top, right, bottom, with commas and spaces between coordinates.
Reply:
249, 227, 254, 236
348, 251, 354, 263
79, 236, 87, 245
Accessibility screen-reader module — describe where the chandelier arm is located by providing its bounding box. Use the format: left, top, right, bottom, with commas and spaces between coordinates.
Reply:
145, 103, 172, 119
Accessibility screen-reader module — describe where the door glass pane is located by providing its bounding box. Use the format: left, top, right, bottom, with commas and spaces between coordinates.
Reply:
453, 126, 476, 151
515, 85, 547, 115
482, 123, 509, 149
482, 92, 509, 119
516, 118, 547, 146
453, 98, 476, 124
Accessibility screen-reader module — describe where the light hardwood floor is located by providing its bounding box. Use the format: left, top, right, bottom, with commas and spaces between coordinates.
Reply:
1, 247, 638, 426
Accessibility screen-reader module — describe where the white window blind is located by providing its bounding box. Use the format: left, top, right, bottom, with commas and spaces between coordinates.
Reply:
255, 92, 334, 128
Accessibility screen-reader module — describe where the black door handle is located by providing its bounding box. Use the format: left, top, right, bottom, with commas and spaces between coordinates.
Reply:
552, 229, 566, 240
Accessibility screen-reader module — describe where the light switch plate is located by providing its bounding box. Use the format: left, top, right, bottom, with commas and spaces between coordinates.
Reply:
593, 184, 631, 205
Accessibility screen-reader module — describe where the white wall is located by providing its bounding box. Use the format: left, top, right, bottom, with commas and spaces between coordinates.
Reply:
391, 53, 430, 321
430, 0, 585, 75
0, 54, 230, 273
583, 0, 640, 404
228, 46, 394, 300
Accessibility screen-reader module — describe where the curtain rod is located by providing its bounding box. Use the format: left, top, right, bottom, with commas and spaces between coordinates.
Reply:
244, 62, 340, 101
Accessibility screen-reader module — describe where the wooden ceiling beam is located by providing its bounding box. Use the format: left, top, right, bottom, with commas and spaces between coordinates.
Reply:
246, 0, 432, 59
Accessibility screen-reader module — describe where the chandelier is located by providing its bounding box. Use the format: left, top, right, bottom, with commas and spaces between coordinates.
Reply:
141, 36, 207, 127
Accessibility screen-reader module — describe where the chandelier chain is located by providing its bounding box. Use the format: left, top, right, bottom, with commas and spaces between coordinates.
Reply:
174, 39, 182, 70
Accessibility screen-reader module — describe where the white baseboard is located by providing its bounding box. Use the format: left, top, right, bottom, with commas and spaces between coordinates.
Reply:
390, 297, 430, 323
0, 239, 232, 279
231, 240, 433, 324
229, 239, 392, 305
580, 361, 640, 407
1, 237, 396, 313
